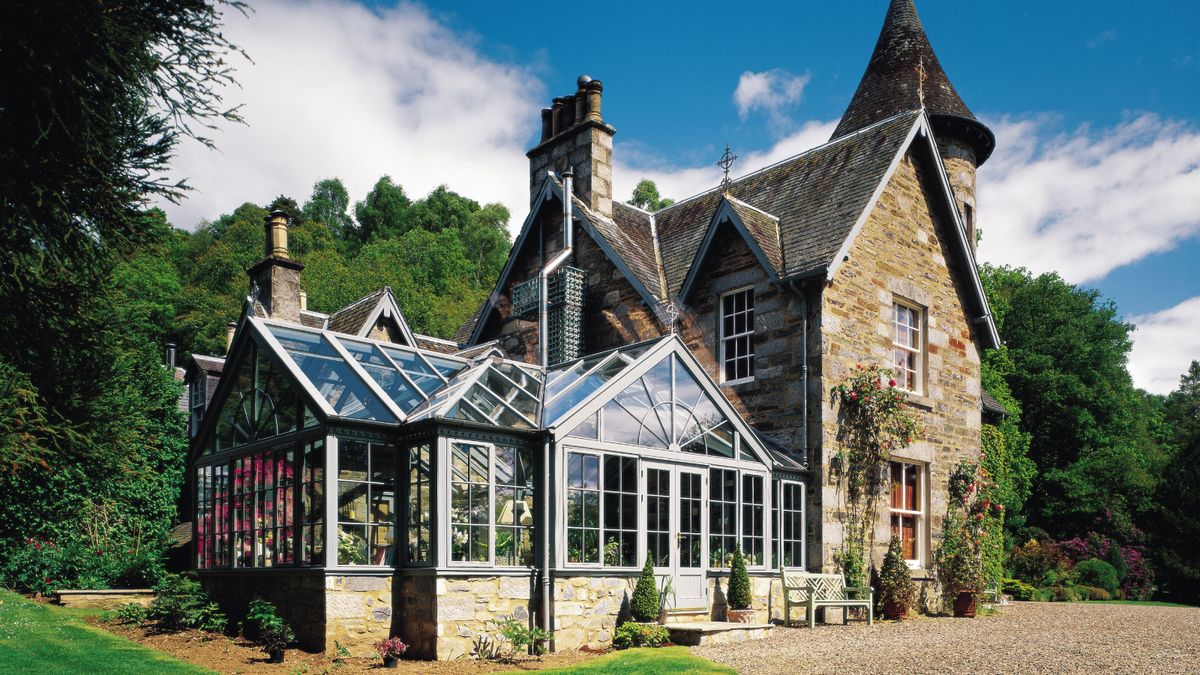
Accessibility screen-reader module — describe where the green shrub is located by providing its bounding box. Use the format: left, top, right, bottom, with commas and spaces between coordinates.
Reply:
113, 602, 149, 624
244, 598, 280, 640
1045, 585, 1081, 602
630, 556, 660, 622
1076, 585, 1112, 601
1007, 539, 1069, 586
1074, 559, 1120, 595
492, 615, 552, 657
1032, 588, 1054, 602
1001, 578, 1036, 601
612, 621, 670, 649
878, 535, 917, 613
258, 615, 294, 656
727, 548, 752, 610
148, 572, 226, 632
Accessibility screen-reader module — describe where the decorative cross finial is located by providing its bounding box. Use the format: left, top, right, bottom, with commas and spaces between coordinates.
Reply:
717, 143, 738, 191
664, 301, 680, 335
915, 57, 927, 109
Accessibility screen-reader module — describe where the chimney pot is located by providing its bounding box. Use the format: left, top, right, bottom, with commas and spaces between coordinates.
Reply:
585, 80, 603, 122
550, 98, 565, 136
165, 342, 177, 369
226, 322, 237, 354
540, 108, 553, 142
299, 289, 308, 311
265, 210, 290, 259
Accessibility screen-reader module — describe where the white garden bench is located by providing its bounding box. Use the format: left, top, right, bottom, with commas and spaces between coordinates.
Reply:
780, 570, 874, 628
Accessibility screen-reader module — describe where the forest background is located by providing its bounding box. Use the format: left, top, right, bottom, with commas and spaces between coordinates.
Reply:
0, 1, 1196, 605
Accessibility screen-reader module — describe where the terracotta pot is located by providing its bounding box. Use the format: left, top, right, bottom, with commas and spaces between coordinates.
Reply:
953, 590, 978, 618
883, 600, 909, 620
726, 608, 756, 623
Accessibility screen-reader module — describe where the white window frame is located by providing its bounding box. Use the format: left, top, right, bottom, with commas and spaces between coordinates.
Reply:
777, 479, 806, 570
189, 373, 206, 437
719, 287, 755, 385
889, 461, 926, 568
891, 300, 924, 394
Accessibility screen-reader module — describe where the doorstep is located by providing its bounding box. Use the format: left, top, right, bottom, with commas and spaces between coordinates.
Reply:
664, 621, 775, 646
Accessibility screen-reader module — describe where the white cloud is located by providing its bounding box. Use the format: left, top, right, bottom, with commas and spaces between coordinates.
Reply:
1128, 296, 1200, 394
732, 69, 811, 127
159, 0, 542, 230
612, 119, 837, 207
977, 113, 1200, 284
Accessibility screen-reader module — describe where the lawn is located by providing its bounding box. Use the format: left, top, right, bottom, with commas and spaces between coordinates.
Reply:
519, 646, 735, 675
1095, 599, 1195, 608
0, 590, 210, 674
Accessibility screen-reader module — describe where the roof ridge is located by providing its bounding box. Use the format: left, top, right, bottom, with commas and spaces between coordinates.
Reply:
328, 287, 387, 318
724, 194, 780, 221
614, 200, 654, 216
654, 110, 921, 214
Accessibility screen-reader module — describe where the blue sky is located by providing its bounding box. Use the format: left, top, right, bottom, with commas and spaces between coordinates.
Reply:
161, 0, 1200, 393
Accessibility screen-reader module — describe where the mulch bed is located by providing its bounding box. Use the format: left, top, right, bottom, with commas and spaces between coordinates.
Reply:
92, 619, 602, 674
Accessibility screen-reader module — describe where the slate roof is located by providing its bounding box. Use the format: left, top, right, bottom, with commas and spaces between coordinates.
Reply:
414, 334, 460, 355
981, 389, 1008, 418
298, 311, 327, 329
191, 354, 226, 373
454, 299, 487, 345
656, 111, 919, 296
327, 288, 387, 334
725, 195, 782, 272
586, 198, 664, 299
831, 0, 994, 163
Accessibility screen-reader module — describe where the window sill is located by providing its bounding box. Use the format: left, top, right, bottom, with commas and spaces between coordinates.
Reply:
902, 391, 934, 411
722, 377, 758, 392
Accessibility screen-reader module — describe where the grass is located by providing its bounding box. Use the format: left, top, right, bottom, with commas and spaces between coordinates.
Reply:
0, 590, 210, 674
1094, 599, 1195, 608
515, 646, 735, 675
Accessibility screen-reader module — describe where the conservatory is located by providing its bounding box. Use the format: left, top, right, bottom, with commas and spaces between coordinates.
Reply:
188, 314, 806, 659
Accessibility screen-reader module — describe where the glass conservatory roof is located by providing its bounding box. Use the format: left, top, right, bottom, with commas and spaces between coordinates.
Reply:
241, 319, 770, 465
257, 319, 471, 423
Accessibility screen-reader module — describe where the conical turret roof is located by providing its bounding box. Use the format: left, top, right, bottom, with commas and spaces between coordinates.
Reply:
832, 0, 994, 164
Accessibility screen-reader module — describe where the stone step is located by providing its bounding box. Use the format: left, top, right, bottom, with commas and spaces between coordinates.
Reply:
664, 621, 775, 646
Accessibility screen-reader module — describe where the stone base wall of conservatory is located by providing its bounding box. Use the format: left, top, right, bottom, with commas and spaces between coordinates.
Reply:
200, 570, 326, 650
704, 573, 787, 624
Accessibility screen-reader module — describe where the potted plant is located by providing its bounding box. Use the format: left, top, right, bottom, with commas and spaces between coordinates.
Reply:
878, 534, 917, 620
374, 636, 408, 668
259, 616, 295, 664
631, 556, 660, 623
725, 549, 755, 623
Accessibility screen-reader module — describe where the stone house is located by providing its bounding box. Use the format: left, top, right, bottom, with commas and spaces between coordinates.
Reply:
184, 0, 1004, 659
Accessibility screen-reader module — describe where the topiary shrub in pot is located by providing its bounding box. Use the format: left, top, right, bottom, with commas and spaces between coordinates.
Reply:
631, 556, 661, 623
879, 534, 917, 620
726, 549, 755, 623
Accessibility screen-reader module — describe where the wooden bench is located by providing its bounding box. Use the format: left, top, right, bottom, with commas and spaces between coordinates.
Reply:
780, 570, 873, 628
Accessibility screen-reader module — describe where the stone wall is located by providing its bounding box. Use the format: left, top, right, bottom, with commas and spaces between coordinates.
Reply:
434, 574, 539, 660
324, 574, 395, 657
936, 137, 978, 251
816, 148, 983, 572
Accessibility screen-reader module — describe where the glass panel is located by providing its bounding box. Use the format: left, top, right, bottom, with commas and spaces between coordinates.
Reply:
646, 468, 670, 567
567, 412, 599, 439
380, 346, 447, 395
406, 443, 433, 564
781, 481, 804, 568
709, 468, 737, 567
267, 324, 395, 421
566, 453, 600, 563
602, 455, 638, 567
450, 442, 491, 562
338, 338, 425, 412
679, 472, 703, 568
545, 352, 635, 424
741, 474, 765, 566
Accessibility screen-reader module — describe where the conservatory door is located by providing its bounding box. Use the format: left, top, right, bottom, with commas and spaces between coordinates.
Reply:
645, 463, 707, 611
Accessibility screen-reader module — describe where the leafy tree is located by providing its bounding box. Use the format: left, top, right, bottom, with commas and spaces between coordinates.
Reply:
980, 265, 1167, 538
354, 176, 411, 244
1153, 362, 1200, 603
628, 179, 674, 211
303, 178, 354, 242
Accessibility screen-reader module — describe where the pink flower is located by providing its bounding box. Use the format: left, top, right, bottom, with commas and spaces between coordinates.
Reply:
33, 542, 41, 550
888, 379, 897, 387
849, 392, 858, 401
974, 513, 984, 521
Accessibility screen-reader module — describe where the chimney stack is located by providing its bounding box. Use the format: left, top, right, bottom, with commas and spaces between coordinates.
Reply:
247, 210, 305, 323
528, 75, 615, 219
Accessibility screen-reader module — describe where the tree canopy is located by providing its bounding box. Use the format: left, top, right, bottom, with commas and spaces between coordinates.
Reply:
628, 179, 675, 211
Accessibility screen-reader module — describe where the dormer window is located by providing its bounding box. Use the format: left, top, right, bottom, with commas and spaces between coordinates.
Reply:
720, 288, 755, 384
189, 374, 206, 437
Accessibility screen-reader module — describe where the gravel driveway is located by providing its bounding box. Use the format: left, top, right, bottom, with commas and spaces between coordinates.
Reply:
693, 602, 1200, 674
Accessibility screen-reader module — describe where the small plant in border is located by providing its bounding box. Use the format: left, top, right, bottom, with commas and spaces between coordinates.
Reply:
374, 636, 408, 666
492, 615, 553, 658
613, 621, 671, 649
258, 614, 295, 663
878, 534, 917, 619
